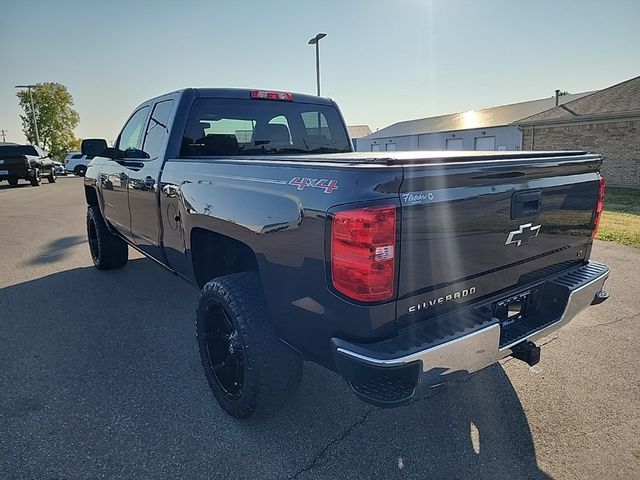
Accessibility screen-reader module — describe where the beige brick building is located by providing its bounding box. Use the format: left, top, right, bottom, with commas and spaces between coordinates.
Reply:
518, 76, 640, 187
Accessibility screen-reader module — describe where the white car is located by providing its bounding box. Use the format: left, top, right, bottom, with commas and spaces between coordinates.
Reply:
64, 152, 91, 176
52, 160, 66, 176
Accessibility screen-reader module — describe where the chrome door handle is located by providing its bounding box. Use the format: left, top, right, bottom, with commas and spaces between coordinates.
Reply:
162, 184, 179, 198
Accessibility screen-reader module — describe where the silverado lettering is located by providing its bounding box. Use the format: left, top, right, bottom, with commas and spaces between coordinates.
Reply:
408, 287, 478, 313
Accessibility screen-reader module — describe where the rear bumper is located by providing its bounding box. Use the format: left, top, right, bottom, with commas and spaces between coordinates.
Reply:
0, 165, 33, 180
332, 261, 609, 407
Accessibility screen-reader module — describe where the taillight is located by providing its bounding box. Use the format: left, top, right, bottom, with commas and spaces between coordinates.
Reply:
591, 177, 606, 238
330, 205, 396, 302
250, 90, 293, 101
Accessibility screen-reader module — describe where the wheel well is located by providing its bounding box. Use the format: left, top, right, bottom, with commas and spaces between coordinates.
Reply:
191, 228, 259, 288
85, 186, 99, 206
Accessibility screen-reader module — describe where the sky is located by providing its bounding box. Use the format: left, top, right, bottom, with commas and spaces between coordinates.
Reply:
1, 0, 639, 145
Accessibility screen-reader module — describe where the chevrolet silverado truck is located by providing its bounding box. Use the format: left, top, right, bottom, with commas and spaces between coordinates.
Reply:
82, 88, 609, 418
0, 144, 56, 186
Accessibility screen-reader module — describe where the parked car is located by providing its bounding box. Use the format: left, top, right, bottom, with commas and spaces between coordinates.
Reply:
63, 152, 91, 176
83, 88, 609, 419
52, 160, 66, 176
0, 144, 56, 186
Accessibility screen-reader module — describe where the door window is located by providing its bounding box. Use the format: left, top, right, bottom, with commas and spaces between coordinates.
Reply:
143, 100, 174, 159
117, 106, 149, 158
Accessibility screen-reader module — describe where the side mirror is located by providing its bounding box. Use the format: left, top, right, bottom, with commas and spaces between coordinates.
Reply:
81, 138, 108, 157
102, 147, 125, 160
47, 152, 53, 158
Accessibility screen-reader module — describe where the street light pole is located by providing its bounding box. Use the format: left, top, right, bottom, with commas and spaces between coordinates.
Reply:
15, 85, 40, 146
308, 33, 327, 96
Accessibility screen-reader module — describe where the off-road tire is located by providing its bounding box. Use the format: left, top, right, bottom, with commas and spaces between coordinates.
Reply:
47, 169, 57, 183
196, 272, 303, 419
30, 168, 41, 186
8, 178, 18, 186
86, 205, 128, 270
75, 165, 87, 177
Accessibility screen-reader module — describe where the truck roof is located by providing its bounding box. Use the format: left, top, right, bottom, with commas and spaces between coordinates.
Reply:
139, 88, 335, 106
193, 88, 334, 105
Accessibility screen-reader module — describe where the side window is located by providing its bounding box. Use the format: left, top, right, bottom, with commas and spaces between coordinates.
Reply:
143, 100, 174, 159
117, 106, 149, 158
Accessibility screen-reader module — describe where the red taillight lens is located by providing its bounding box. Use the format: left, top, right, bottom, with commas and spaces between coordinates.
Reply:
250, 90, 293, 101
592, 177, 606, 238
331, 206, 396, 302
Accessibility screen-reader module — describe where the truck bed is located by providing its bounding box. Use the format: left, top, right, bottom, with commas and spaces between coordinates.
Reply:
189, 150, 593, 166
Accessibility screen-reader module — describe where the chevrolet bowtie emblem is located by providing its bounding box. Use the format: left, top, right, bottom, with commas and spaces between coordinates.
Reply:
505, 223, 541, 246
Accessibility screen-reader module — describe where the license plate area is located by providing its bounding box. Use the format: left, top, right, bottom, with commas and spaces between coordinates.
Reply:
494, 291, 531, 327
0, 170, 8, 175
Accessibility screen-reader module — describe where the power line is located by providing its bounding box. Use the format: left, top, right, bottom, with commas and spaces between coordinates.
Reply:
0, 129, 7, 142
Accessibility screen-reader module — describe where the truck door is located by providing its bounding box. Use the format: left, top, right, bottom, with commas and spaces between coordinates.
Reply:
128, 99, 175, 261
100, 106, 149, 241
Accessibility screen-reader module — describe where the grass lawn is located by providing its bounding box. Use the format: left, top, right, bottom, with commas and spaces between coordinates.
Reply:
597, 187, 640, 248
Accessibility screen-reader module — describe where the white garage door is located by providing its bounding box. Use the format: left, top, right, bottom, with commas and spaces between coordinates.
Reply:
474, 136, 496, 151
446, 138, 463, 150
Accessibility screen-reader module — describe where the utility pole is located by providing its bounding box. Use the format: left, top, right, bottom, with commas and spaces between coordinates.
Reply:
15, 85, 41, 146
0, 129, 6, 142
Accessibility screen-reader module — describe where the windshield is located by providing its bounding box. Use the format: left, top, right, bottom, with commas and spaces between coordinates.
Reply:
180, 98, 351, 157
0, 145, 39, 157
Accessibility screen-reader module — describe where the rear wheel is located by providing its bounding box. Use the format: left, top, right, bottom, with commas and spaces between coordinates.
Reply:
86, 206, 128, 270
30, 169, 41, 186
196, 272, 302, 419
8, 178, 18, 186
75, 165, 87, 177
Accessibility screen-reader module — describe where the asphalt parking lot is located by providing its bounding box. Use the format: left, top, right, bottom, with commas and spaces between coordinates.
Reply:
1, 176, 639, 480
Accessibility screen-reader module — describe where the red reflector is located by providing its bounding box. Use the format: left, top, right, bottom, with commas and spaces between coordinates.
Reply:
331, 206, 396, 302
250, 90, 293, 101
592, 177, 606, 238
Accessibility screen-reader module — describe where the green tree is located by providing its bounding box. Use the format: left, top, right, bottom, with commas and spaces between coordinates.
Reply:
16, 82, 80, 158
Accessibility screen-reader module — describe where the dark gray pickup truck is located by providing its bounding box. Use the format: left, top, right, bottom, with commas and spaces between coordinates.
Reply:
83, 88, 609, 418
0, 144, 57, 186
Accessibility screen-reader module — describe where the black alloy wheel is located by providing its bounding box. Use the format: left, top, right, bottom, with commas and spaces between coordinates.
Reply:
202, 302, 246, 399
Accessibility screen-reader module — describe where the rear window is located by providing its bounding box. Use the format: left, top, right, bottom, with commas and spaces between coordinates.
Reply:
180, 98, 351, 157
0, 145, 39, 157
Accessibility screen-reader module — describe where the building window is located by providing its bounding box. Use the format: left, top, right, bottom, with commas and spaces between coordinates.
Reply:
446, 138, 463, 150
386, 143, 396, 151
474, 136, 496, 151
371, 144, 381, 151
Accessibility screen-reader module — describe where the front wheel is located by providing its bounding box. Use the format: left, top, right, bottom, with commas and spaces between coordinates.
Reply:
86, 206, 128, 270
196, 272, 303, 419
47, 169, 57, 183
30, 168, 41, 186
8, 178, 18, 186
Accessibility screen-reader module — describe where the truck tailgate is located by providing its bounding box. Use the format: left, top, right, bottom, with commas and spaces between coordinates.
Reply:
397, 153, 601, 321
0, 156, 29, 175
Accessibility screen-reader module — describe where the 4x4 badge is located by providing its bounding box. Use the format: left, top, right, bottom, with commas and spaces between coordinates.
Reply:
506, 223, 541, 246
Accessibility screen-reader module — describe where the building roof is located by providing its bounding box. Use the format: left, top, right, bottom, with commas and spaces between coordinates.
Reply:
347, 125, 372, 139
363, 92, 592, 140
518, 75, 640, 124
